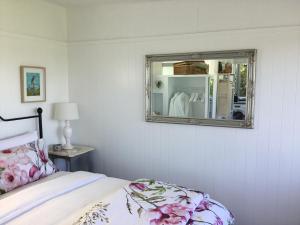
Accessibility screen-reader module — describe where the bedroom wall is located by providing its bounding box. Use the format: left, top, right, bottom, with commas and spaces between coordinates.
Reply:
67, 1, 300, 225
0, 0, 68, 144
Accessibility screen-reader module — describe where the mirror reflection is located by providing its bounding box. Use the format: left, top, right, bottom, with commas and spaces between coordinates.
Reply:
146, 49, 258, 129
151, 58, 248, 120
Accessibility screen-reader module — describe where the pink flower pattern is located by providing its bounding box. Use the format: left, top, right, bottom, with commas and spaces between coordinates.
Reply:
124, 179, 234, 225
0, 140, 56, 193
129, 182, 147, 191
29, 165, 41, 180
0, 159, 6, 168
124, 179, 207, 225
1, 163, 29, 191
76, 179, 234, 225
38, 150, 48, 164
195, 199, 211, 212
214, 216, 223, 225
149, 203, 192, 225
188, 198, 234, 225
2, 149, 13, 154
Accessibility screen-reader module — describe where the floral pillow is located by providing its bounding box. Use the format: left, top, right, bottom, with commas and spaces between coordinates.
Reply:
0, 140, 56, 194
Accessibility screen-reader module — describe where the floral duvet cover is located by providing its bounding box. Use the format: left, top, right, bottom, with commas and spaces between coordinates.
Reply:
0, 172, 234, 225
75, 179, 234, 225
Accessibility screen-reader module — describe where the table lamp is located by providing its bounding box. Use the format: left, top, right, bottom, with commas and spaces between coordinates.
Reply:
53, 103, 79, 150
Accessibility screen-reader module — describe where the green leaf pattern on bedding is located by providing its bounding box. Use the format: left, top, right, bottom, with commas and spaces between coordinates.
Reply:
74, 202, 110, 225
124, 178, 203, 223
74, 179, 234, 225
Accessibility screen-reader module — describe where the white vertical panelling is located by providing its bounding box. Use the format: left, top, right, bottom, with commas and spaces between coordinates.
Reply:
67, 1, 300, 224
68, 27, 300, 225
0, 0, 68, 144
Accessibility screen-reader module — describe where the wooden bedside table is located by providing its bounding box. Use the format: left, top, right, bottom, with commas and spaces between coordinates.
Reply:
48, 145, 95, 172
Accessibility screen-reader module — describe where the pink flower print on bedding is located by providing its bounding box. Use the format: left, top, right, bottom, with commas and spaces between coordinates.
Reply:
124, 179, 205, 225
0, 140, 56, 194
148, 203, 192, 225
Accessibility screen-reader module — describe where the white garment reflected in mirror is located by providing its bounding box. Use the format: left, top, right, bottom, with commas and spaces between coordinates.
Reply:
151, 59, 248, 120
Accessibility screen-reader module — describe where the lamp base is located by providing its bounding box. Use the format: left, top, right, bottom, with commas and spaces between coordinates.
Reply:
63, 120, 74, 150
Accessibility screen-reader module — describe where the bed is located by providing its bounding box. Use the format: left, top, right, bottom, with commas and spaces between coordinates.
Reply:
0, 108, 234, 225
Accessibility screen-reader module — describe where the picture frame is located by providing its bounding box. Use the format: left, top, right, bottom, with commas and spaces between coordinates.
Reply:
20, 66, 46, 103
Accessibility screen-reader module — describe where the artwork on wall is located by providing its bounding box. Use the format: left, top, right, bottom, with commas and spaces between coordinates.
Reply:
20, 66, 46, 103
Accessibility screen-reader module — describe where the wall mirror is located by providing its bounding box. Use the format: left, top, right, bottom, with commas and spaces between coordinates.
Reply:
145, 49, 256, 128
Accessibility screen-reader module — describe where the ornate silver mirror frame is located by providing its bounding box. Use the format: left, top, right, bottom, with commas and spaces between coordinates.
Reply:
145, 49, 256, 128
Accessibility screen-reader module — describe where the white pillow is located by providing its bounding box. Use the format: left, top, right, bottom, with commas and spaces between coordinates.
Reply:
0, 131, 38, 151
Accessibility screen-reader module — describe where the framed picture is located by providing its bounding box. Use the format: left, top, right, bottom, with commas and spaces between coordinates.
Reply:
20, 66, 46, 103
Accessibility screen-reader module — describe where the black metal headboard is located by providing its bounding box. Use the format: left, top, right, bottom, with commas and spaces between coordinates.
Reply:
0, 108, 43, 139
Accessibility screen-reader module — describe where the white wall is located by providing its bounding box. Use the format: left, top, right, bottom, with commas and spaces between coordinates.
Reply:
67, 1, 300, 225
0, 0, 68, 144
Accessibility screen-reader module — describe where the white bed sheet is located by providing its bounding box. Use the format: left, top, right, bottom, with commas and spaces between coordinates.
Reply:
0, 171, 69, 200
0, 171, 129, 225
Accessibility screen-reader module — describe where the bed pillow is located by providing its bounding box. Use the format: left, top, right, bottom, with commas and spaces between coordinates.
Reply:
0, 131, 38, 151
0, 139, 56, 194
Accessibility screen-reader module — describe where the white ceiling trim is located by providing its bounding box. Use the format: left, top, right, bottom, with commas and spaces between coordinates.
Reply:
44, 0, 167, 7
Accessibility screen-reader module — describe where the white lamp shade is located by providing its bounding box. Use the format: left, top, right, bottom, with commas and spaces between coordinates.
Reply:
54, 103, 79, 121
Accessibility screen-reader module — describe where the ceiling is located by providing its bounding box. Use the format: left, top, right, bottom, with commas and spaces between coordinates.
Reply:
44, 0, 111, 6
44, 0, 160, 7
